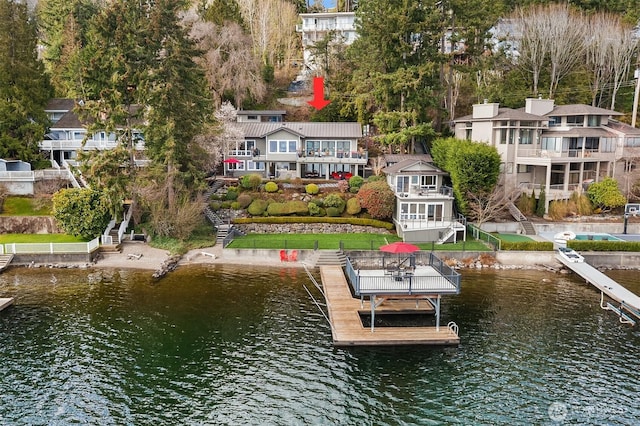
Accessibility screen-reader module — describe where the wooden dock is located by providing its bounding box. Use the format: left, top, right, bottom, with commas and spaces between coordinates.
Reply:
0, 297, 14, 312
320, 266, 459, 346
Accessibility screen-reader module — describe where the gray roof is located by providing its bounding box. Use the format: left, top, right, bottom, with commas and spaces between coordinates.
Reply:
546, 104, 622, 116
45, 98, 76, 112
383, 158, 447, 175
237, 110, 286, 116
237, 122, 362, 138
384, 153, 433, 164
606, 119, 640, 135
542, 128, 615, 138
455, 107, 546, 122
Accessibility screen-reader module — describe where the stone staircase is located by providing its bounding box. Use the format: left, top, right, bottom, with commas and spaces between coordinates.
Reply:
520, 220, 537, 236
99, 243, 121, 254
310, 250, 347, 268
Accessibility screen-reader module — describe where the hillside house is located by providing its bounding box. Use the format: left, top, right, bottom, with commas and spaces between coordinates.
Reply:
453, 98, 639, 212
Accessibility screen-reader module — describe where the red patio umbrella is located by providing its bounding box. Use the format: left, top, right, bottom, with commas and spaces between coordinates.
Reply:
223, 158, 241, 164
379, 241, 420, 254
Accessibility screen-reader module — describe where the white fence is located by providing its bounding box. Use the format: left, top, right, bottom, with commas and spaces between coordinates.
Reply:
2, 237, 100, 254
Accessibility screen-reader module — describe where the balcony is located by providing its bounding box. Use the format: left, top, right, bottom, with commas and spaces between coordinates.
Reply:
396, 185, 454, 199
517, 148, 615, 161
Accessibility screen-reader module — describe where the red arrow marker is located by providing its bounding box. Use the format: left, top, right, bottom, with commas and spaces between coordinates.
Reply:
307, 76, 331, 110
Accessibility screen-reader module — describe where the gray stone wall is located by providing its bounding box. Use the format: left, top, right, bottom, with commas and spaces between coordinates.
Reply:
0, 216, 61, 234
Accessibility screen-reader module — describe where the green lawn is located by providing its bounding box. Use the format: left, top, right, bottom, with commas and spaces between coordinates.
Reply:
1, 197, 52, 216
0, 234, 86, 244
228, 233, 491, 251
494, 233, 534, 242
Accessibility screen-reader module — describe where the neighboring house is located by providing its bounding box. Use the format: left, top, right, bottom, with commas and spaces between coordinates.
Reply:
236, 110, 286, 123
382, 158, 465, 243
453, 98, 639, 212
39, 99, 147, 169
296, 12, 357, 71
228, 121, 366, 179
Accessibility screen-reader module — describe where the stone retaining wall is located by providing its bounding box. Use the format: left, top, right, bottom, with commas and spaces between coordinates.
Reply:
0, 216, 61, 234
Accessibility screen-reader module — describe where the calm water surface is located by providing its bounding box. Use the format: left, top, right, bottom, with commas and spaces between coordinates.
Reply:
0, 265, 639, 425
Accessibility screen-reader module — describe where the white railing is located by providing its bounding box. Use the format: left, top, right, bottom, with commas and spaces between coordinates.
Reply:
102, 218, 116, 245
3, 237, 100, 254
117, 205, 133, 243
0, 171, 34, 182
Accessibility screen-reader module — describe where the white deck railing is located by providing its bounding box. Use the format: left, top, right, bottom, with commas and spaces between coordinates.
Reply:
3, 237, 100, 254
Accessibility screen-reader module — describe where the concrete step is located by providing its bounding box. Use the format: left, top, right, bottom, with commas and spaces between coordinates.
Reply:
100, 244, 122, 253
312, 250, 347, 268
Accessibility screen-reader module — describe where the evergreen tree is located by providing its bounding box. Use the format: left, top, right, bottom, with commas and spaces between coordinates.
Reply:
536, 187, 546, 217
0, 0, 52, 167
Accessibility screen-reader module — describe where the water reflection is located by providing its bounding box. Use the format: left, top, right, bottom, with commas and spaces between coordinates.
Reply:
0, 266, 638, 424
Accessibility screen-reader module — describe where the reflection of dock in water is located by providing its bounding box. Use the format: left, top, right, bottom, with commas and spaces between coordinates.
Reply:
557, 254, 640, 325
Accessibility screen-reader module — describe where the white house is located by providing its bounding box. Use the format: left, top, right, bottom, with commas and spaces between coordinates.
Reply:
382, 158, 464, 243
453, 98, 639, 212
296, 12, 357, 71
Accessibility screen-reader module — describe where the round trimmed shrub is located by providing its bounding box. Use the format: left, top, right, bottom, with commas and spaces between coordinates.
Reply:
326, 206, 342, 217
305, 183, 319, 195
346, 197, 361, 215
323, 193, 345, 213
225, 188, 238, 201
266, 202, 289, 215
237, 193, 253, 209
348, 175, 364, 190
247, 199, 268, 216
286, 200, 309, 216
240, 173, 263, 190
265, 181, 278, 193
308, 202, 322, 216
230, 201, 241, 210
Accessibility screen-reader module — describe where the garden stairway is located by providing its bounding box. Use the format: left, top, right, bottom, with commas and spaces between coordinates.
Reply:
508, 202, 537, 236
310, 250, 347, 268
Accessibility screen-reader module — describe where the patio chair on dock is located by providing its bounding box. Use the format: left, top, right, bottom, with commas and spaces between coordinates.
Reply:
280, 250, 289, 262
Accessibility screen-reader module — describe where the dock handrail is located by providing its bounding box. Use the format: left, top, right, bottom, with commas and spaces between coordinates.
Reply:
447, 321, 459, 335
302, 264, 334, 332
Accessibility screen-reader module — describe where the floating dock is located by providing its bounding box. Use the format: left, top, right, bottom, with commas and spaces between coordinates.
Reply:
557, 255, 640, 325
0, 297, 14, 312
320, 266, 459, 346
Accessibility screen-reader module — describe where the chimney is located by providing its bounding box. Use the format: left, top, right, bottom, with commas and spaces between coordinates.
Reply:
525, 98, 555, 115
473, 101, 499, 119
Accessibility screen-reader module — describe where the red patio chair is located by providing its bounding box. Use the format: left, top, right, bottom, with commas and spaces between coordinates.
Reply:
279, 249, 288, 262
289, 250, 298, 262
344, 172, 353, 180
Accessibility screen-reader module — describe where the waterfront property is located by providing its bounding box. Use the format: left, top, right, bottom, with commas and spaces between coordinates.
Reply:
319, 251, 460, 346
453, 98, 640, 213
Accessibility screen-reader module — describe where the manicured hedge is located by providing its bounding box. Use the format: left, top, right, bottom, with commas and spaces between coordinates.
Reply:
233, 216, 395, 230
567, 241, 640, 252
500, 241, 554, 251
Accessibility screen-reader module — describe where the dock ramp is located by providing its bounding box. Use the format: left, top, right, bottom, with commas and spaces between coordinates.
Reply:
557, 255, 640, 325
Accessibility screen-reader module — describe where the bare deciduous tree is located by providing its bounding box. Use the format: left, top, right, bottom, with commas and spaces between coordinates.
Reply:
512, 4, 551, 96
585, 13, 615, 107
545, 4, 586, 99
607, 20, 638, 110
236, 0, 298, 68
466, 185, 519, 226
189, 19, 266, 109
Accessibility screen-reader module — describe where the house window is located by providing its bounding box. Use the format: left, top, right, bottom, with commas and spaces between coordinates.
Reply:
541, 137, 562, 151
519, 129, 533, 144
247, 115, 258, 120
420, 175, 437, 189
246, 161, 265, 171
548, 116, 561, 127
601, 138, 616, 152
517, 164, 532, 173
625, 137, 640, 147
587, 115, 601, 127
566, 115, 584, 127
500, 129, 508, 144
269, 140, 297, 153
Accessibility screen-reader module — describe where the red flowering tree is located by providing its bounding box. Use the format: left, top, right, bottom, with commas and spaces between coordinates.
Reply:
356, 181, 395, 220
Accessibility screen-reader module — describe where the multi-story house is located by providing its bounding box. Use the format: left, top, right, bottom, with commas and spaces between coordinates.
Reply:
382, 158, 464, 243
453, 98, 638, 212
228, 121, 367, 180
39, 99, 147, 169
296, 12, 357, 71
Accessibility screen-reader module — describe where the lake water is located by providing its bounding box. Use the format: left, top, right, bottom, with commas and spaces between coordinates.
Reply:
1, 265, 639, 425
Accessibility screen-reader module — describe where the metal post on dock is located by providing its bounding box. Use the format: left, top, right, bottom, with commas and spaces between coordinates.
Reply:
624, 213, 629, 234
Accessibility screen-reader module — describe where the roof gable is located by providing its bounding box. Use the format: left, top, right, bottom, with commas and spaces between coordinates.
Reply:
383, 159, 447, 175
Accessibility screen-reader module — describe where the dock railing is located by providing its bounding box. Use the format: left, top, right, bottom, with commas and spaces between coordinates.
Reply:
345, 252, 461, 296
